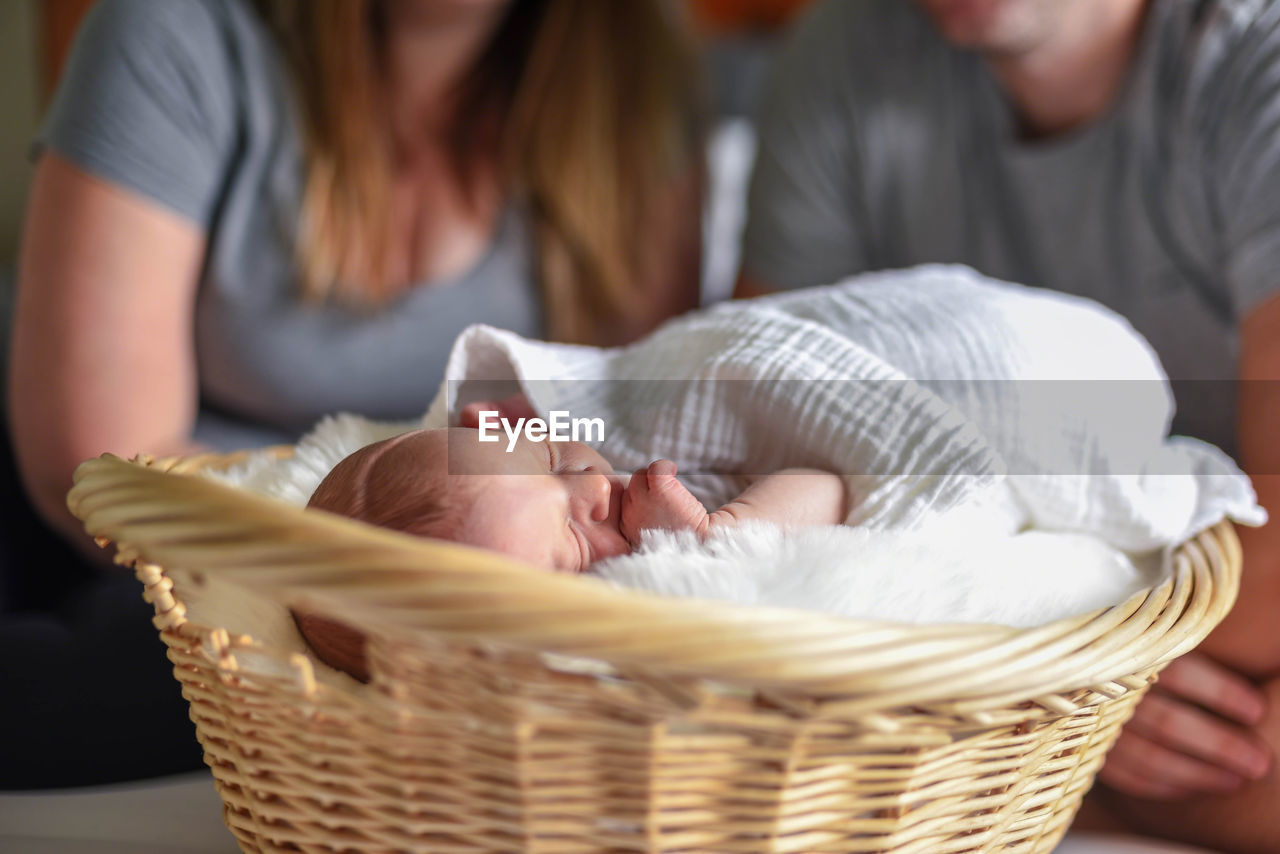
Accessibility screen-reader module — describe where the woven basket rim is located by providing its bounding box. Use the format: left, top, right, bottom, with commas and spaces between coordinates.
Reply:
67, 451, 1241, 706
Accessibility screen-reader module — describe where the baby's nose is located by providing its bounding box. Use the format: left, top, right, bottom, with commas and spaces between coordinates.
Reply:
573, 471, 615, 522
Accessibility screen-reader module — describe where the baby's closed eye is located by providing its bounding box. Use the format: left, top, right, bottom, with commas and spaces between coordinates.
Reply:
564, 516, 592, 571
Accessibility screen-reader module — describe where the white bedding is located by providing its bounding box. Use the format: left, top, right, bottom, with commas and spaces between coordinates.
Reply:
214, 265, 1263, 629
213, 408, 1159, 628
423, 265, 1262, 550
598, 522, 1162, 629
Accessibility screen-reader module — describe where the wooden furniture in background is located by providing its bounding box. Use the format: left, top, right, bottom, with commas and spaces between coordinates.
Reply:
40, 0, 97, 102
40, 0, 816, 103
688, 0, 814, 34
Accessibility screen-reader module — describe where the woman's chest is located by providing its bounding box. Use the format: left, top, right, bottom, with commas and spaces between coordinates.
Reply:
196, 158, 542, 435
384, 148, 504, 287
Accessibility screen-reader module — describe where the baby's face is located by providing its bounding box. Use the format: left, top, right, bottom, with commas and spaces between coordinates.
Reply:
442, 429, 630, 572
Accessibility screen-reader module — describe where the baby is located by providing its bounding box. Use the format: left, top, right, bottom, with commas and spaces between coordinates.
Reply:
307, 397, 848, 573
295, 397, 846, 679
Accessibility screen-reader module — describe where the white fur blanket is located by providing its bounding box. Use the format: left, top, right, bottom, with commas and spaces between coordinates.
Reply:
215, 265, 1263, 628
599, 522, 1163, 628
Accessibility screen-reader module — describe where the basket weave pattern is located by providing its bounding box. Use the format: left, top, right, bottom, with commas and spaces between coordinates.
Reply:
68, 452, 1242, 854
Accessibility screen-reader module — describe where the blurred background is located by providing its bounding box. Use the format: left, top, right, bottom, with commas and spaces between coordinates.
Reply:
0, 0, 817, 317
0, 1, 42, 269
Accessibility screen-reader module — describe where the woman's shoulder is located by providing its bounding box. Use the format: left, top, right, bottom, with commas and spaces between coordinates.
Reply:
79, 0, 260, 44
71, 0, 280, 91
44, 0, 290, 226
73, 0, 253, 58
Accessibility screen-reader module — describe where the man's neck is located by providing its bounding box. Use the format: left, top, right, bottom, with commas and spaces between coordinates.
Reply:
986, 0, 1149, 139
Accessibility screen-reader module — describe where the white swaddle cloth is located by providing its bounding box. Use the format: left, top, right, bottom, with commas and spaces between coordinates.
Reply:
220, 265, 1263, 628
422, 265, 1263, 551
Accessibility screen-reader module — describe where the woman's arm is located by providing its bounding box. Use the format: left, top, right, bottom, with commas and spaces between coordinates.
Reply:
10, 153, 206, 560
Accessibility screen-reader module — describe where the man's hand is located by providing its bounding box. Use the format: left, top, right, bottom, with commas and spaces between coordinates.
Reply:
620, 460, 709, 545
1098, 652, 1272, 799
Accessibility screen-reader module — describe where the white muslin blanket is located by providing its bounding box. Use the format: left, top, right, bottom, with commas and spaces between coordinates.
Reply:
421, 264, 1263, 552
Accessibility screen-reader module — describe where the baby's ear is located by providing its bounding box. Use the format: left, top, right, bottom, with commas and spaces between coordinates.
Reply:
459, 394, 538, 428
458, 402, 492, 429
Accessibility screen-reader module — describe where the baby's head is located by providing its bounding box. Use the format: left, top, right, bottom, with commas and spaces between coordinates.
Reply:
308, 427, 631, 572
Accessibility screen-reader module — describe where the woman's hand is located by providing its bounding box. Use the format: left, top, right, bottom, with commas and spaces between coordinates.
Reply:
1098, 651, 1272, 799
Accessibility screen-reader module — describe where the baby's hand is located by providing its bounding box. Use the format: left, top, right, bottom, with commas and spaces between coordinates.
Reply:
620, 460, 710, 546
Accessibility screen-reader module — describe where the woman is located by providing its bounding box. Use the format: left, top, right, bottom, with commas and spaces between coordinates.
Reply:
2, 0, 702, 787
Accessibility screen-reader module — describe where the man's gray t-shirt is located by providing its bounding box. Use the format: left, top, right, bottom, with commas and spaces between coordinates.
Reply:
38, 0, 544, 450
744, 0, 1280, 453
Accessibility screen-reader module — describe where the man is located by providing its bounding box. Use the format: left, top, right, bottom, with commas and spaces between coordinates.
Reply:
738, 0, 1280, 849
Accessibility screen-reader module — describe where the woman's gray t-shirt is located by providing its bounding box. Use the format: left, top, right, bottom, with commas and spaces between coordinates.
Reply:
744, 0, 1280, 454
38, 0, 544, 450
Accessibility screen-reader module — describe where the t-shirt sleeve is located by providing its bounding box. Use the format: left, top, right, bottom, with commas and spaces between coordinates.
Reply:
1211, 10, 1280, 320
35, 0, 239, 228
740, 0, 871, 290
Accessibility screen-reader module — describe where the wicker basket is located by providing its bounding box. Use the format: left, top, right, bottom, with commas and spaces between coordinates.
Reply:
68, 450, 1242, 854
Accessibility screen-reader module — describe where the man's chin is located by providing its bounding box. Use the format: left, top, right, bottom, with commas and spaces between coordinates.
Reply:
934, 20, 1019, 52
919, 0, 1001, 39
916, 0, 1041, 54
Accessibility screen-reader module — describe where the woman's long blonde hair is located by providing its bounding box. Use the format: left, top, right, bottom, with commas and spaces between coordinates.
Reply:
255, 0, 701, 344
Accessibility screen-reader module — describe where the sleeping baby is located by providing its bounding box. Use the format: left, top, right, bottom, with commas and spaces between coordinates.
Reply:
307, 400, 847, 572
296, 399, 847, 679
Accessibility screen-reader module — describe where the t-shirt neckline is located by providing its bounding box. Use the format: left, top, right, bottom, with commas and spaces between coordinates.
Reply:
972, 2, 1165, 160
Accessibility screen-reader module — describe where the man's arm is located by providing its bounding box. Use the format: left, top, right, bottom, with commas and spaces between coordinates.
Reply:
1200, 292, 1280, 675
1197, 6, 1280, 675
733, 272, 775, 300
1086, 293, 1280, 815
1088, 20, 1280, 810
